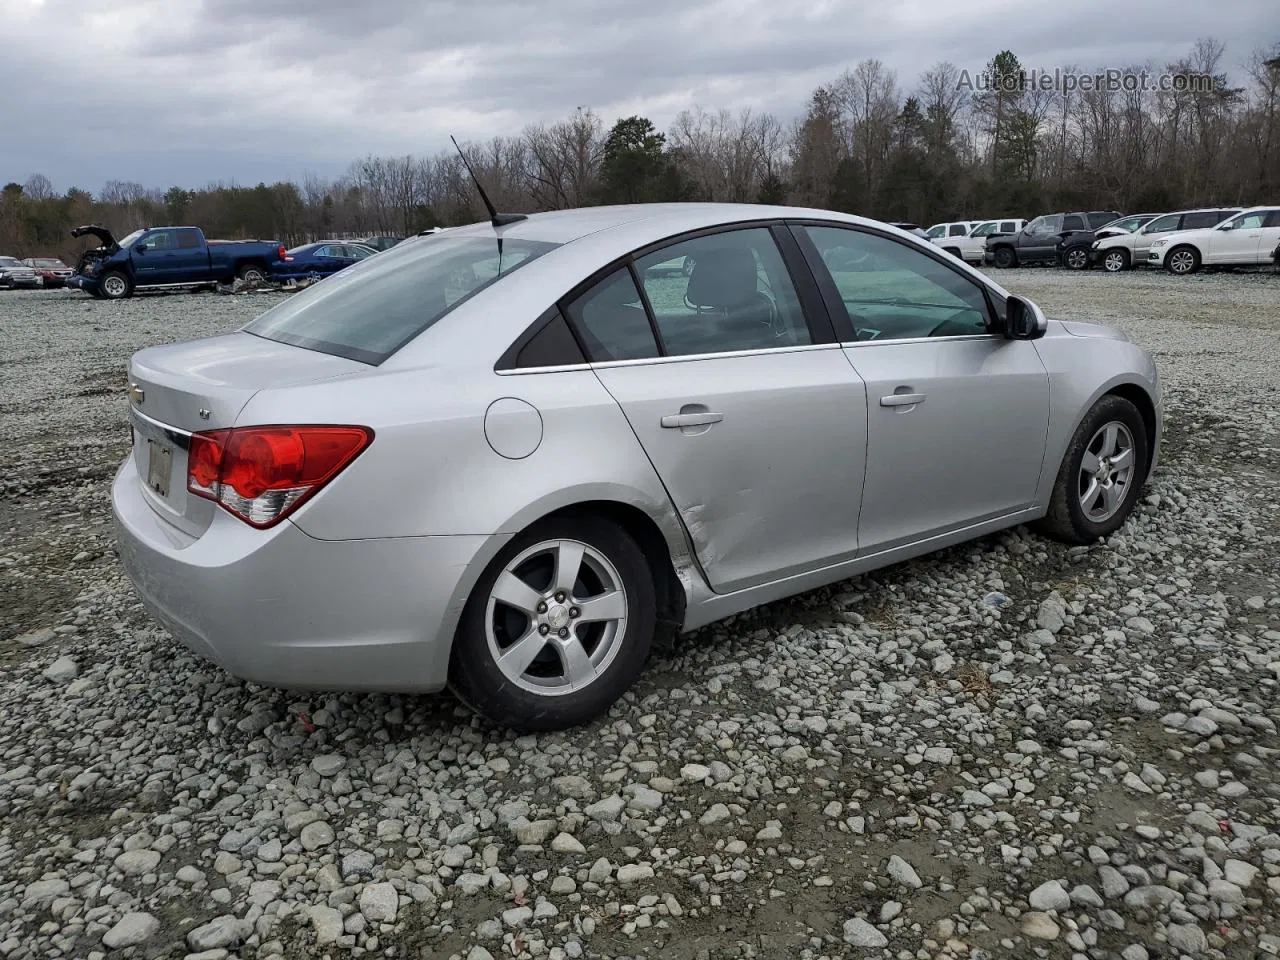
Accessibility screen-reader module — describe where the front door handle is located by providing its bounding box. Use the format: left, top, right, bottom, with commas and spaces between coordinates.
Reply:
880, 393, 926, 407
661, 411, 724, 428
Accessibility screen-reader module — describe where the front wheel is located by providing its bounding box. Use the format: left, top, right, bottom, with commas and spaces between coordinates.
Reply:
449, 516, 656, 731
1035, 395, 1148, 545
1165, 246, 1200, 275
1063, 246, 1090, 270
993, 247, 1017, 269
1102, 249, 1130, 272
98, 271, 132, 300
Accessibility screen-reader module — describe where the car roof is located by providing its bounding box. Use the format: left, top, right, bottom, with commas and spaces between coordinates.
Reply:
437, 202, 894, 247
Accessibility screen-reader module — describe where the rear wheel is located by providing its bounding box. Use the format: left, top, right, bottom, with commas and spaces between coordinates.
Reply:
1102, 249, 1130, 272
237, 264, 266, 284
1063, 246, 1090, 270
99, 271, 131, 300
1166, 246, 1200, 275
993, 247, 1017, 269
449, 516, 657, 731
1035, 394, 1148, 545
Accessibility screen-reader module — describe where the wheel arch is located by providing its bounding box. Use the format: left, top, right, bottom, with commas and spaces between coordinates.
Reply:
1104, 382, 1159, 482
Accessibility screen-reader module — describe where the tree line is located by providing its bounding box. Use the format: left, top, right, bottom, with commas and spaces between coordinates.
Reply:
2, 38, 1277, 262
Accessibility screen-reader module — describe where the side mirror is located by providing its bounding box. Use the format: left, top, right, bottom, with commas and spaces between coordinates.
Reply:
1218, 221, 1234, 231
1005, 295, 1048, 341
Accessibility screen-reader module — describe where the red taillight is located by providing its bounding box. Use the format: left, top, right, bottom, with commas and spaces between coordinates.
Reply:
186, 425, 372, 528
277, 244, 287, 260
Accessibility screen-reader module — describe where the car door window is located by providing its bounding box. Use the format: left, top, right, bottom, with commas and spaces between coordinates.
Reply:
1229, 212, 1268, 230
143, 230, 176, 251
801, 225, 993, 341
926, 225, 946, 238
948, 224, 968, 237
1063, 215, 1085, 231
564, 267, 659, 362
1000, 221, 1017, 233
970, 222, 996, 238
1143, 214, 1181, 233
175, 229, 201, 249
1265, 211, 1280, 228
633, 228, 811, 357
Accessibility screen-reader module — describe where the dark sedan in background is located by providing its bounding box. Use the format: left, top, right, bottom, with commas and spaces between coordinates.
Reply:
270, 241, 378, 282
23, 257, 75, 288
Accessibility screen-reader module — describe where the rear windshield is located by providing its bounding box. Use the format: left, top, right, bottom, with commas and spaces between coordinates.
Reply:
245, 235, 559, 364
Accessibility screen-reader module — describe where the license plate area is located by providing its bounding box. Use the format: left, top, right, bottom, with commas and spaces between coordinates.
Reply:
146, 439, 174, 498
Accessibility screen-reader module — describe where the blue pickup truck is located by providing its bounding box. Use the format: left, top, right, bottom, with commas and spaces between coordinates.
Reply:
68, 225, 286, 299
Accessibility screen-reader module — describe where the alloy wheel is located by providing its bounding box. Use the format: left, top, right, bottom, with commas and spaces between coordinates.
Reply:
1103, 251, 1126, 272
1169, 250, 1196, 274
485, 538, 628, 696
102, 275, 127, 298
1078, 421, 1136, 523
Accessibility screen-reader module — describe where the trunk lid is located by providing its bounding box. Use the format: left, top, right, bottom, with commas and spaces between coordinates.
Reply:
127, 331, 369, 536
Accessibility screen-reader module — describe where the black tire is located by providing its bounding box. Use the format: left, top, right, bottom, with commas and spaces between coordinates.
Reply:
1102, 248, 1130, 272
1062, 246, 1090, 270
1034, 394, 1148, 545
1165, 245, 1200, 275
237, 263, 266, 284
993, 247, 1017, 269
98, 271, 132, 300
449, 515, 657, 731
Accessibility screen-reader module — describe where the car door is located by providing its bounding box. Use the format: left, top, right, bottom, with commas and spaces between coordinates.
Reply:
1205, 211, 1269, 264
1258, 211, 1280, 264
569, 224, 869, 594
313, 245, 345, 275
132, 229, 178, 283
794, 223, 1050, 554
1022, 215, 1062, 259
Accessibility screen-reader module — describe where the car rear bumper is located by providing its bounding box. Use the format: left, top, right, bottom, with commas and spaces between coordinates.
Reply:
112, 455, 496, 694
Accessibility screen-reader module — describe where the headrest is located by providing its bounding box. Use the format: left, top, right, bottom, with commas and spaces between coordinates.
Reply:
685, 247, 758, 309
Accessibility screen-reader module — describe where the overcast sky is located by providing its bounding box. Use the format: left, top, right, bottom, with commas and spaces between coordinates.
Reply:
2, 0, 1276, 193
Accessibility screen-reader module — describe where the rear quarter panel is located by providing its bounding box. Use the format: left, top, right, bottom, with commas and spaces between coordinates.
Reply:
1031, 325, 1162, 505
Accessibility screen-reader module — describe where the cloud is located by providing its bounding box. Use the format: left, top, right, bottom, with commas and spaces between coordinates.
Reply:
1, 0, 1274, 191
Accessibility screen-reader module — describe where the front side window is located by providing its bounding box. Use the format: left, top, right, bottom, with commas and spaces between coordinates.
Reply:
633, 228, 811, 357
1226, 212, 1268, 230
564, 268, 659, 362
970, 222, 998, 238
801, 225, 992, 341
1025, 216, 1062, 235
246, 235, 559, 364
142, 230, 176, 251
926, 225, 947, 238
1143, 214, 1181, 234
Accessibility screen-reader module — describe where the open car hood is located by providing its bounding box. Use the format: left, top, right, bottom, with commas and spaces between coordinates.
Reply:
72, 224, 118, 248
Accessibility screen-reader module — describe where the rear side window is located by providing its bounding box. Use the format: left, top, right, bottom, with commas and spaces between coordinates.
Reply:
948, 224, 968, 237
1266, 210, 1280, 228
176, 229, 201, 249
564, 268, 659, 362
1063, 215, 1085, 231
246, 235, 559, 364
1000, 221, 1017, 232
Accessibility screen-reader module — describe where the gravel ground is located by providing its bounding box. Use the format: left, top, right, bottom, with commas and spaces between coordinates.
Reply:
1, 269, 1278, 960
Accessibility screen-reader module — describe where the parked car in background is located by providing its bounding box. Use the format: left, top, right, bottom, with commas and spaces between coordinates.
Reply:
270, 241, 378, 282
22, 257, 75, 287
887, 222, 929, 239
112, 202, 1162, 730
1059, 214, 1159, 270
348, 236, 404, 252
925, 221, 977, 242
68, 225, 286, 300
940, 218, 1026, 263
1091, 208, 1242, 271
984, 211, 1122, 268
0, 256, 40, 289
1147, 206, 1280, 274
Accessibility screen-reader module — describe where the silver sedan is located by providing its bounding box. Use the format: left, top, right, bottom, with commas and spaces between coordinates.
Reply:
113, 203, 1162, 730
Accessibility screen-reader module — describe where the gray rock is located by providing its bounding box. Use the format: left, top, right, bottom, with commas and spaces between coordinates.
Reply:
186, 915, 251, 951
584, 795, 625, 823
616, 863, 654, 885
680, 763, 711, 782
699, 803, 732, 825
1165, 923, 1207, 955
886, 855, 922, 890
300, 820, 335, 851
113, 849, 161, 876
1029, 879, 1070, 911
359, 882, 398, 923
552, 775, 594, 799
22, 878, 70, 906
626, 785, 664, 813
503, 905, 533, 927
1099, 865, 1130, 899
42, 656, 79, 682
842, 917, 887, 948
550, 832, 586, 855
102, 912, 159, 949
310, 905, 344, 945
311, 754, 345, 777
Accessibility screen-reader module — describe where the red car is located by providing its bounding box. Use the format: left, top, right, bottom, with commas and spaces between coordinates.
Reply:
23, 257, 75, 288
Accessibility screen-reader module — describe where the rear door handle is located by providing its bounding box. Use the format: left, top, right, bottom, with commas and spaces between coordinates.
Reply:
880, 393, 926, 407
661, 411, 724, 428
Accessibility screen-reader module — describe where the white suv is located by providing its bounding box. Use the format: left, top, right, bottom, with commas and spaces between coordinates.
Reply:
937, 219, 1026, 263
1092, 208, 1240, 272
1147, 206, 1280, 274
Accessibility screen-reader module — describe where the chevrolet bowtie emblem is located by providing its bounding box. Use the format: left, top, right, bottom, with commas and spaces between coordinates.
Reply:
128, 383, 145, 405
